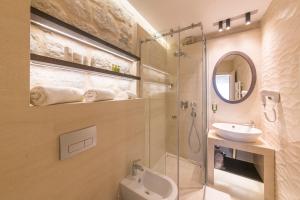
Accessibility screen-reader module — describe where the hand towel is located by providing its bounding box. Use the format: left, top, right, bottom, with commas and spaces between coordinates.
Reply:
30, 86, 83, 106
84, 89, 115, 102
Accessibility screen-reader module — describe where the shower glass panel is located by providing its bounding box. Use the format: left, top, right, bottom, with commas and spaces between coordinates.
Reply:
141, 26, 206, 199
177, 35, 206, 196
142, 33, 179, 179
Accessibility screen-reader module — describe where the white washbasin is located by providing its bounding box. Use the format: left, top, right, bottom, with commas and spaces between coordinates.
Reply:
120, 167, 178, 200
212, 122, 262, 142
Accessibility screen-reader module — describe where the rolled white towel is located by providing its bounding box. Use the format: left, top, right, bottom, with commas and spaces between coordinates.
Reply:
84, 89, 115, 102
115, 91, 128, 100
30, 86, 83, 106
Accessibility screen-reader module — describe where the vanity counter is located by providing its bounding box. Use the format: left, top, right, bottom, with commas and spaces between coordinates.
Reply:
208, 129, 274, 155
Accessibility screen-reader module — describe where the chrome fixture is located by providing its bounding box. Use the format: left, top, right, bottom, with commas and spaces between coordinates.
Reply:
174, 50, 185, 57
188, 102, 201, 153
245, 12, 251, 25
140, 22, 204, 43
131, 159, 144, 176
212, 104, 218, 113
218, 21, 223, 32
243, 120, 255, 128
180, 101, 189, 110
226, 19, 231, 30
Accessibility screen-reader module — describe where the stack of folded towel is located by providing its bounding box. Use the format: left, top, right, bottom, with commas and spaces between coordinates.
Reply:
30, 86, 137, 106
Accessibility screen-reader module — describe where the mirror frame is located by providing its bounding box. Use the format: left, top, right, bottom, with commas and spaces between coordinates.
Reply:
212, 51, 257, 104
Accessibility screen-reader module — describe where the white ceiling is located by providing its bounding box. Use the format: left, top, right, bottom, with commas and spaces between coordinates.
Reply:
128, 0, 272, 35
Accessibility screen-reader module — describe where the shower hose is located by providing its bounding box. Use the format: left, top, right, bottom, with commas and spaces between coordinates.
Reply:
188, 107, 201, 153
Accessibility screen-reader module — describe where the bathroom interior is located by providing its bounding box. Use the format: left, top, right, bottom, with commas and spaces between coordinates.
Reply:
1, 0, 300, 200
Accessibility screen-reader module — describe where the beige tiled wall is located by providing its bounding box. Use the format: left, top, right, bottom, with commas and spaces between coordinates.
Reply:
0, 100, 145, 200
139, 27, 169, 172
0, 1, 145, 200
261, 0, 300, 199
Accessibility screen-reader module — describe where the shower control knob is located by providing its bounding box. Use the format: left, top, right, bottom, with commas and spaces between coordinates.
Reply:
171, 115, 177, 119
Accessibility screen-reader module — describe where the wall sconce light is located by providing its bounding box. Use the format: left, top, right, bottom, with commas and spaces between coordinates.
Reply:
226, 19, 231, 30
218, 21, 223, 32
245, 12, 251, 25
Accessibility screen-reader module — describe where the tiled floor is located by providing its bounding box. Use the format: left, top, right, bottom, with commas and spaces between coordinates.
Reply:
212, 169, 264, 200
165, 153, 204, 189
164, 153, 264, 200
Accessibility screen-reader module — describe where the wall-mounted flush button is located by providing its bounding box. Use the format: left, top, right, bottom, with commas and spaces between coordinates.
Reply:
84, 138, 93, 147
60, 126, 97, 160
68, 141, 84, 153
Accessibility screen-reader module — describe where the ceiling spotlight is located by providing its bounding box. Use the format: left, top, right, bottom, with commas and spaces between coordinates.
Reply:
218, 21, 223, 32
245, 12, 251, 25
226, 19, 231, 30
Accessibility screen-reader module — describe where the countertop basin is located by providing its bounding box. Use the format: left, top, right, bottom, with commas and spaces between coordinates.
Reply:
212, 122, 262, 143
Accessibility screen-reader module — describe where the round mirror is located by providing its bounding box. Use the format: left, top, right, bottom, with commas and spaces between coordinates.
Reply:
212, 51, 256, 104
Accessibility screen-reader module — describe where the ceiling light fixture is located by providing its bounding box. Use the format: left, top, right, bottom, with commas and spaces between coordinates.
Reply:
245, 12, 251, 25
226, 19, 231, 30
218, 21, 223, 32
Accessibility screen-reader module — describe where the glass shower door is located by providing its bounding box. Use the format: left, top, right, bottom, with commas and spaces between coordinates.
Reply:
176, 38, 207, 198
141, 27, 207, 200
141, 33, 179, 180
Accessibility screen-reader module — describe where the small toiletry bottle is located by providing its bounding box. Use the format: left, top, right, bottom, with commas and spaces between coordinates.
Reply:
64, 47, 73, 61
90, 57, 96, 67
116, 65, 120, 73
73, 52, 83, 64
83, 56, 89, 65
112, 64, 117, 72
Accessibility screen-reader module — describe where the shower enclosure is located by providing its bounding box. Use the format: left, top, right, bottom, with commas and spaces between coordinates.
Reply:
140, 24, 207, 199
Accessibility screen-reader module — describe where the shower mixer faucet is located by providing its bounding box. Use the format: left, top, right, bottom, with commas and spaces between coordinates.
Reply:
190, 102, 197, 108
180, 101, 189, 110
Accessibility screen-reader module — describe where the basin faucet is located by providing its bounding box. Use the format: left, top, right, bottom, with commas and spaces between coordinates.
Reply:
131, 159, 144, 176
243, 120, 255, 128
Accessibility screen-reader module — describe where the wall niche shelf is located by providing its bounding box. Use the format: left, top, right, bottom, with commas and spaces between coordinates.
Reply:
30, 6, 141, 81
31, 53, 141, 80
30, 7, 140, 61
